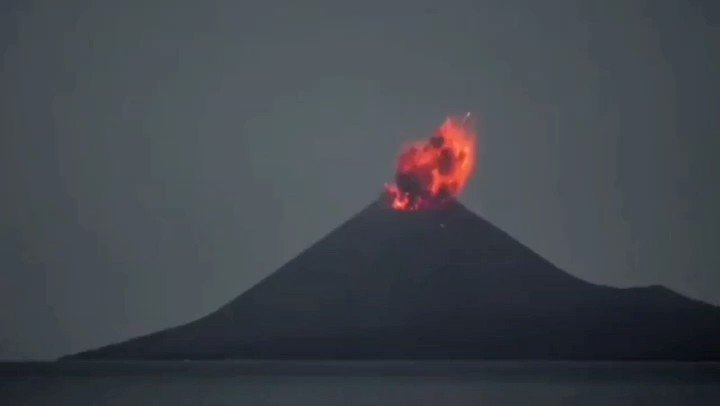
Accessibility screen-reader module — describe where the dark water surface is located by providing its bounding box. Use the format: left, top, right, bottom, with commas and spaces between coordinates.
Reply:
1, 361, 719, 405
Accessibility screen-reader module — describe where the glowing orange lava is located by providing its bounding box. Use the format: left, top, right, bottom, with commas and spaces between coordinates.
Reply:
385, 114, 477, 211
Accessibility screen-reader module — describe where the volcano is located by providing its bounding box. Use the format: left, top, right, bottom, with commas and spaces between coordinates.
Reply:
65, 197, 720, 361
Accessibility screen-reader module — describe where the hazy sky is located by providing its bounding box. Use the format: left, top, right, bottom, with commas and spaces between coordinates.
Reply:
1, 0, 719, 359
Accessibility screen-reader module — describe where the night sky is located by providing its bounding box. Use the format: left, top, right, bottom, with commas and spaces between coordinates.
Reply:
1, 1, 719, 360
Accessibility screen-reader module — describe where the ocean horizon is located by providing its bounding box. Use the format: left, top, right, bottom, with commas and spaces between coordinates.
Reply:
2, 360, 719, 405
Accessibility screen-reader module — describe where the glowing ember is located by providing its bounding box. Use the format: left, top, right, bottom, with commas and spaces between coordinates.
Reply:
385, 113, 477, 211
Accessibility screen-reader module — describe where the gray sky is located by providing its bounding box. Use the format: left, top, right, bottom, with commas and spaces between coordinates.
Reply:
1, 0, 719, 360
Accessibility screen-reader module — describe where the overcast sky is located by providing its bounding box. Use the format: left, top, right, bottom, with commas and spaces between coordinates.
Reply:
1, 0, 719, 359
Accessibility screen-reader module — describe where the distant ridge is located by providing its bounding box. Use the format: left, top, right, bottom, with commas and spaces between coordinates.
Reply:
63, 197, 720, 360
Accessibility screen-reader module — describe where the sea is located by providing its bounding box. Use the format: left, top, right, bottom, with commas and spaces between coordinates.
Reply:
1, 360, 719, 405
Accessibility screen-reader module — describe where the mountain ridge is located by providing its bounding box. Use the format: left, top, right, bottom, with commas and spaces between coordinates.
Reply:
62, 197, 720, 361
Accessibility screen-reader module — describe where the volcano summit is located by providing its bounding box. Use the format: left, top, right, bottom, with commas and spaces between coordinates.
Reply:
65, 117, 720, 361
65, 197, 720, 361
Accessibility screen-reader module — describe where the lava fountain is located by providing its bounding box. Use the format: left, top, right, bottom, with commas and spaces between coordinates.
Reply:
385, 113, 477, 211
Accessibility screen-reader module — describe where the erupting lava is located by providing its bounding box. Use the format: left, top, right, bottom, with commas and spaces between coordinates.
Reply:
386, 113, 477, 211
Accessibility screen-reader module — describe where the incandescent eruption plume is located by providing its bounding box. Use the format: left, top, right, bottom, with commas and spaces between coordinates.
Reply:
385, 113, 477, 211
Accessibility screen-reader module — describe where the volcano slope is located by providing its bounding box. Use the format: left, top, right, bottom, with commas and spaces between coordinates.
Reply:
65, 199, 720, 360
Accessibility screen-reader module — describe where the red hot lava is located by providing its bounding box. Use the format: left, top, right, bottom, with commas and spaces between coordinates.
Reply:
385, 114, 477, 211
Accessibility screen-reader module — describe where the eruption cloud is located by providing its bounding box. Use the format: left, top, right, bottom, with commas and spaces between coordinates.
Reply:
385, 113, 477, 211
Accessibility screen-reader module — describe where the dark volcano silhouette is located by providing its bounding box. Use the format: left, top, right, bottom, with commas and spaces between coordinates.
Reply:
64, 198, 720, 360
